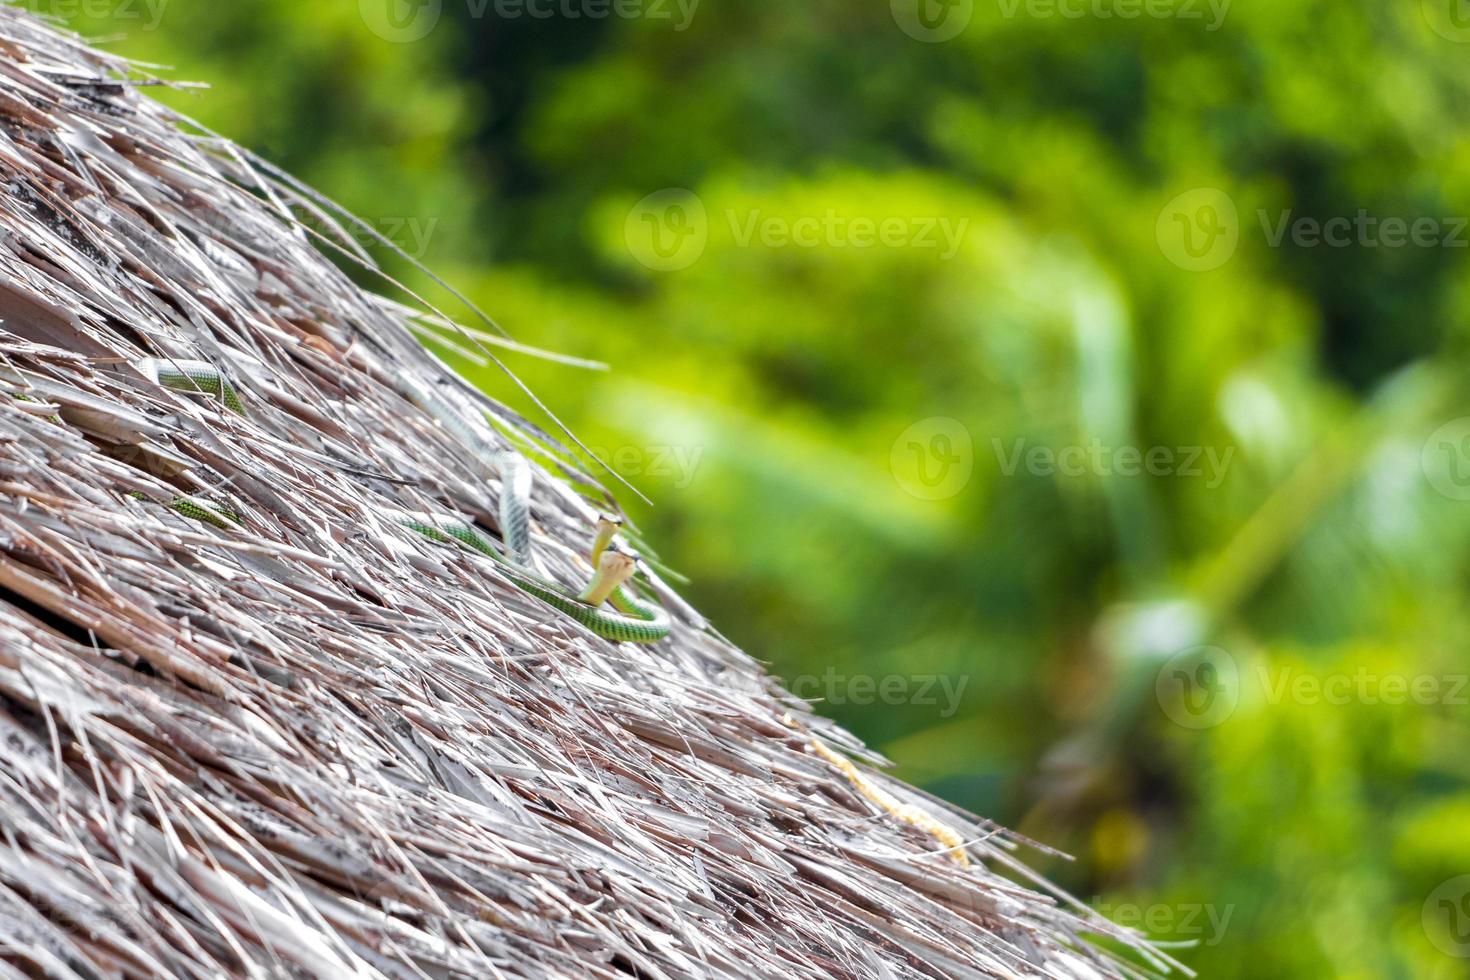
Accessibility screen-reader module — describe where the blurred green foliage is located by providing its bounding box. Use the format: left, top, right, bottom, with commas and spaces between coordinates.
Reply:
43, 0, 1470, 974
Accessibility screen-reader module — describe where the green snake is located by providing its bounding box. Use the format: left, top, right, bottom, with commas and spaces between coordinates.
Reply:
130, 360, 973, 857
137, 357, 246, 415
392, 511, 671, 644
136, 358, 671, 644
129, 491, 240, 531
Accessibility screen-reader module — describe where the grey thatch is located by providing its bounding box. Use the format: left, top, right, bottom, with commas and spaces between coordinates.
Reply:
0, 8, 1181, 978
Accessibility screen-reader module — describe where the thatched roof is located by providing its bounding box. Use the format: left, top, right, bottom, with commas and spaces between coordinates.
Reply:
0, 8, 1179, 978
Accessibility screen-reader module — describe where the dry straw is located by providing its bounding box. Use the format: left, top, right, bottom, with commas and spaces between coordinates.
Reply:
0, 7, 1181, 977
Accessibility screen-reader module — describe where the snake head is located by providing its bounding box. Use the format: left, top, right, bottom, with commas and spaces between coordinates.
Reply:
589, 513, 624, 566
579, 547, 637, 606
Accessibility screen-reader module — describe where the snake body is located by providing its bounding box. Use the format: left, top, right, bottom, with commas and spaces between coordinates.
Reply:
135, 492, 240, 530
142, 357, 671, 644
138, 358, 245, 415
395, 512, 671, 645
393, 373, 533, 563
135, 358, 974, 860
